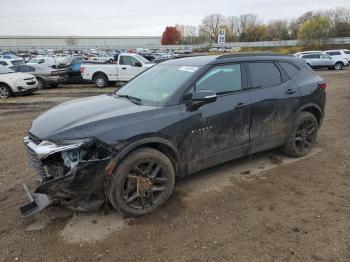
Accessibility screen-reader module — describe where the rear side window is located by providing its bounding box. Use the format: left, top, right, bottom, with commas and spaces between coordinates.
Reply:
248, 62, 281, 88
279, 62, 299, 78
344, 51, 350, 55
196, 64, 242, 94
303, 54, 319, 59
326, 51, 341, 56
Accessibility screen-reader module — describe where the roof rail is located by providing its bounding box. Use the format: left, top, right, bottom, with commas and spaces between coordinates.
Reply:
216, 53, 294, 59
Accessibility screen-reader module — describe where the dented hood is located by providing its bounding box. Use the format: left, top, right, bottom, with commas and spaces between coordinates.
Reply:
29, 94, 157, 142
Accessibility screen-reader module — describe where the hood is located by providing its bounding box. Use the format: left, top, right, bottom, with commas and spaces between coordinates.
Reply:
0, 72, 35, 81
29, 94, 157, 141
144, 63, 156, 68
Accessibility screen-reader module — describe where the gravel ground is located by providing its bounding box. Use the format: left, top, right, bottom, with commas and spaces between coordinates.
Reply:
0, 70, 349, 262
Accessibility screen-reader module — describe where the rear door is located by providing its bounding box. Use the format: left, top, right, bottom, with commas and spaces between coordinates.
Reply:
118, 55, 144, 81
246, 61, 301, 153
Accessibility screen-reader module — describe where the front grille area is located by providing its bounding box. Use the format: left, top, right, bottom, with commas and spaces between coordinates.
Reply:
26, 81, 36, 86
25, 145, 47, 179
28, 132, 42, 145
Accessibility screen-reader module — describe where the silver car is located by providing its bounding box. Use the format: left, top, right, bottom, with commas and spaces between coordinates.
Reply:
297, 52, 341, 70
10, 64, 67, 89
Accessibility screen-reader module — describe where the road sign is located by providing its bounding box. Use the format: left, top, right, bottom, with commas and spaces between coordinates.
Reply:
218, 29, 225, 44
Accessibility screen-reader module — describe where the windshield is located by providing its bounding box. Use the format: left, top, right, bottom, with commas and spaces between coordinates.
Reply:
135, 54, 151, 64
0, 65, 14, 74
116, 64, 200, 106
28, 58, 39, 63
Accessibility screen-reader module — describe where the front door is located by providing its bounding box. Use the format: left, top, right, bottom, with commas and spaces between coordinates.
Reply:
181, 63, 251, 173
118, 55, 144, 81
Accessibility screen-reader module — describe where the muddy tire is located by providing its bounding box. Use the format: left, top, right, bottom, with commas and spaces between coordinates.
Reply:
36, 78, 46, 89
0, 84, 12, 99
107, 148, 175, 217
93, 74, 108, 88
283, 112, 318, 157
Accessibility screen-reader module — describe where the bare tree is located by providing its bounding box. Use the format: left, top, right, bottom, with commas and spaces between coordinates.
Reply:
226, 16, 240, 41
199, 14, 226, 42
266, 20, 290, 40
237, 14, 258, 41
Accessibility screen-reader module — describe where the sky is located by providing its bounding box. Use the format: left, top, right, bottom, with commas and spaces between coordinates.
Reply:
0, 0, 349, 36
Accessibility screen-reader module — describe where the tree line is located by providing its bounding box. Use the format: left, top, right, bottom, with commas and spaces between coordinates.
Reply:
161, 7, 350, 46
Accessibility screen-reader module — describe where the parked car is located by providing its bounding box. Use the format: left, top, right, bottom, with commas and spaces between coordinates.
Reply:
297, 51, 343, 70
64, 60, 105, 84
81, 53, 155, 88
324, 50, 349, 68
10, 64, 67, 89
0, 58, 24, 67
21, 54, 326, 218
0, 65, 38, 99
27, 56, 57, 67
340, 49, 350, 60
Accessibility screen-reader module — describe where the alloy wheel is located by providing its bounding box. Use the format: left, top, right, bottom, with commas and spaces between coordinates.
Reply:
96, 77, 105, 87
294, 119, 317, 153
0, 86, 9, 99
122, 161, 169, 210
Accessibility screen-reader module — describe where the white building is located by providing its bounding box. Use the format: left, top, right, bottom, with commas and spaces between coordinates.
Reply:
0, 36, 162, 51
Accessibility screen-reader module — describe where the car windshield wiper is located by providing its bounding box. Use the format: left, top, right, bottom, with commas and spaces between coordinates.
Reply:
117, 94, 142, 105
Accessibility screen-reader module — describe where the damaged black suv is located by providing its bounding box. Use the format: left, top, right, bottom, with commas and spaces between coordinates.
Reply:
21, 54, 326, 218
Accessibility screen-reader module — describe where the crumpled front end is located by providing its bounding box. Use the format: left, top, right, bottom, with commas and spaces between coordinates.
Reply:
20, 133, 115, 218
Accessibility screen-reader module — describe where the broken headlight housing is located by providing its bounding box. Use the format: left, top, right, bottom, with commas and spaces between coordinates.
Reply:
24, 137, 112, 181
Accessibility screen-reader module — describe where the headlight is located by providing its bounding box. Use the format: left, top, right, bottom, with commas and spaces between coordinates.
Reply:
24, 137, 86, 159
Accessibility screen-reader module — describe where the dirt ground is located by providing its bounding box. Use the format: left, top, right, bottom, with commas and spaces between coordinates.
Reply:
0, 70, 349, 262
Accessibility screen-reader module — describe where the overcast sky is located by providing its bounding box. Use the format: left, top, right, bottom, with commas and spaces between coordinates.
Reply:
1, 0, 349, 36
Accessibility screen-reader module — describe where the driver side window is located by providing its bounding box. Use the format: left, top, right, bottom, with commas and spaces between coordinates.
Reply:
120, 56, 140, 66
195, 64, 242, 94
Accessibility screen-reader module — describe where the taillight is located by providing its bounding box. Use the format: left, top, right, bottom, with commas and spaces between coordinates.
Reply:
318, 82, 327, 91
80, 67, 85, 74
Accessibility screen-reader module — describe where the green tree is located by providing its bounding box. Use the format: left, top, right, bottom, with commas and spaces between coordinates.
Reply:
298, 16, 331, 46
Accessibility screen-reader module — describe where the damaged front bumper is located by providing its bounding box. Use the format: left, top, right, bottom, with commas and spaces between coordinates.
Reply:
20, 135, 115, 218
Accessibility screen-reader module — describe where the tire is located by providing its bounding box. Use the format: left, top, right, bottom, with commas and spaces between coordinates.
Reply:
283, 112, 318, 157
36, 78, 46, 89
0, 85, 12, 99
334, 62, 343, 70
107, 148, 175, 217
93, 74, 108, 88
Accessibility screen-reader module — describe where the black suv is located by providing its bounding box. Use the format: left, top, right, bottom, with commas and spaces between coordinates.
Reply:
21, 54, 326, 218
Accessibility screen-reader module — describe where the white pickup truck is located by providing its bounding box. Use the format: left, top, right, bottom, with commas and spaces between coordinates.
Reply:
80, 53, 155, 88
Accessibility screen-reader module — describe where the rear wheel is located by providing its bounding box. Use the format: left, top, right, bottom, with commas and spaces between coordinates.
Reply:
283, 112, 318, 157
93, 74, 108, 88
334, 62, 343, 70
0, 85, 12, 99
107, 148, 175, 217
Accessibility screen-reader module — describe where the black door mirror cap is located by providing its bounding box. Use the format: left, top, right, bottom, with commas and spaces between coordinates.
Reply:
187, 90, 217, 111
134, 62, 142, 67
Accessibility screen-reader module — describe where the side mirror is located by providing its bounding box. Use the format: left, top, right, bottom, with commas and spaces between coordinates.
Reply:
187, 90, 217, 111
134, 61, 142, 67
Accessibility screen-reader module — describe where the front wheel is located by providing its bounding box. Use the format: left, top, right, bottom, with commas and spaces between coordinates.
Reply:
283, 112, 318, 157
107, 148, 175, 217
0, 85, 12, 99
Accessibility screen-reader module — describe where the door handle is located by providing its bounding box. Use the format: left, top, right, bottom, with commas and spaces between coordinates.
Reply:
235, 102, 247, 109
121, 67, 127, 70
285, 89, 296, 95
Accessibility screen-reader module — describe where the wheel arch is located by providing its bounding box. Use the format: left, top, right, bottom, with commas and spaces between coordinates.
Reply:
299, 103, 323, 126
114, 138, 180, 176
92, 71, 108, 80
